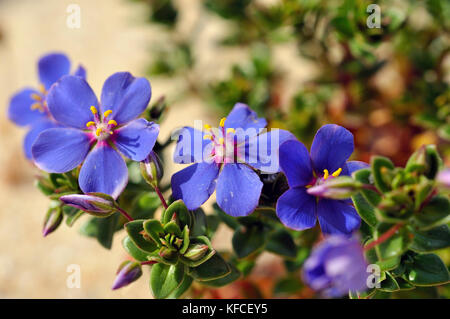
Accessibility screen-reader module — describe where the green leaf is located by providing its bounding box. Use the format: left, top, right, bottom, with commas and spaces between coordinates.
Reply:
125, 220, 158, 253
166, 275, 193, 299
63, 205, 84, 227
273, 277, 303, 295
143, 219, 164, 246
190, 208, 208, 237
353, 168, 381, 206
79, 213, 119, 249
266, 228, 297, 259
410, 225, 450, 252
352, 193, 378, 227
150, 263, 185, 299
376, 256, 401, 272
232, 225, 266, 259
188, 253, 231, 281
162, 200, 191, 228
374, 223, 411, 260
379, 272, 401, 292
122, 236, 151, 262
404, 253, 450, 286
201, 262, 241, 287
213, 203, 239, 230
371, 156, 395, 193
413, 195, 450, 230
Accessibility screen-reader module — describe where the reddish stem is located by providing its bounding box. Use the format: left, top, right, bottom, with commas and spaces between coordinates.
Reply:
364, 223, 403, 252
155, 186, 168, 209
116, 207, 133, 222
140, 260, 158, 266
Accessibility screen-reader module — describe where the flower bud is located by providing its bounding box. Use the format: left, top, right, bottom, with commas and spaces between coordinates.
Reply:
59, 193, 116, 217
112, 261, 142, 290
42, 204, 63, 237
437, 169, 450, 188
148, 96, 167, 122
183, 244, 209, 261
140, 151, 163, 188
307, 176, 361, 199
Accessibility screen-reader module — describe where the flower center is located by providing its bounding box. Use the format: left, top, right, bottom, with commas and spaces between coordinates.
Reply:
307, 167, 343, 188
30, 84, 48, 114
203, 117, 236, 164
86, 106, 117, 141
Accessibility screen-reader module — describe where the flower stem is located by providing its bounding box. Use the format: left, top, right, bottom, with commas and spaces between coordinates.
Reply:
154, 186, 168, 209
361, 184, 382, 195
140, 260, 158, 266
364, 223, 403, 252
116, 206, 133, 222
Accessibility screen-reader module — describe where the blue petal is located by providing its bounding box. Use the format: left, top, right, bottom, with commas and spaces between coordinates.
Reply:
38, 53, 71, 89
171, 163, 219, 210
225, 103, 267, 134
23, 120, 58, 159
344, 160, 369, 176
279, 140, 314, 188
310, 124, 354, 174
173, 126, 212, 164
114, 119, 159, 161
47, 75, 99, 129
32, 128, 91, 173
8, 88, 47, 126
100, 72, 151, 125
276, 187, 317, 230
73, 65, 87, 79
79, 144, 128, 199
242, 129, 296, 173
317, 199, 361, 235
216, 164, 263, 217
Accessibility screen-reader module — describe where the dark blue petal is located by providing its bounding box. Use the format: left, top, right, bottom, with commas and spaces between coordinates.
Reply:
310, 124, 354, 174
317, 199, 361, 235
8, 88, 47, 126
100, 72, 151, 125
73, 65, 87, 78
173, 126, 212, 164
243, 129, 296, 173
171, 162, 219, 210
32, 128, 91, 173
38, 53, 71, 89
225, 103, 267, 133
343, 160, 369, 176
216, 164, 263, 217
23, 120, 58, 159
78, 144, 128, 199
276, 187, 317, 230
47, 75, 99, 129
279, 140, 314, 188
114, 119, 159, 161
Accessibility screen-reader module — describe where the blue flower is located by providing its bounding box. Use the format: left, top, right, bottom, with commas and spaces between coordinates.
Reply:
32, 72, 159, 199
276, 124, 368, 235
303, 235, 368, 297
7, 52, 86, 159
171, 103, 294, 217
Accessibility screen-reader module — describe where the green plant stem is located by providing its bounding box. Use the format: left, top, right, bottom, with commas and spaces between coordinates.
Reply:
364, 223, 403, 252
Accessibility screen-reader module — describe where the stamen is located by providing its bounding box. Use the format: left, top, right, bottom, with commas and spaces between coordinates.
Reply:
226, 128, 236, 134
204, 124, 211, 131
203, 135, 212, 140
218, 137, 224, 144
332, 168, 342, 177
108, 120, 117, 127
103, 110, 113, 118
86, 121, 96, 128
30, 93, 42, 101
30, 103, 43, 112
38, 84, 46, 94
323, 169, 329, 180
90, 106, 98, 115
219, 117, 226, 127
96, 128, 102, 137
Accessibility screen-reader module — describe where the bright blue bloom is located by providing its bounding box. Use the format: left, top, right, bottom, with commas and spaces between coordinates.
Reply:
7, 52, 86, 159
171, 103, 294, 217
276, 124, 368, 235
303, 235, 368, 297
32, 72, 159, 199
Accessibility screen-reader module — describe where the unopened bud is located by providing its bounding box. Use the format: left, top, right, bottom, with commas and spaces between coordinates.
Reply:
59, 193, 116, 217
183, 244, 209, 261
307, 176, 361, 199
140, 151, 163, 188
112, 261, 142, 290
42, 204, 63, 237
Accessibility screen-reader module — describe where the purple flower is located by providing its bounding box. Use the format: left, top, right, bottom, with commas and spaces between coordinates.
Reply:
32, 72, 159, 199
8, 52, 86, 159
303, 235, 368, 297
59, 193, 116, 216
276, 124, 368, 235
171, 103, 294, 217
112, 261, 142, 290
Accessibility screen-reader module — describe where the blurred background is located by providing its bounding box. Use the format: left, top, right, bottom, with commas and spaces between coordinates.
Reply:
0, 0, 449, 298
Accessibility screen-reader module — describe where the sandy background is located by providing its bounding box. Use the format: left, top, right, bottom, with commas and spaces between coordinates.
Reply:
0, 0, 314, 298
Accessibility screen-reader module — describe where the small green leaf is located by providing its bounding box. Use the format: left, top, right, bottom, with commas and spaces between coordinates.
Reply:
266, 228, 297, 259
379, 272, 401, 292
232, 225, 266, 259
404, 253, 450, 286
79, 213, 119, 249
188, 253, 231, 281
162, 200, 191, 228
273, 277, 303, 295
213, 203, 239, 230
166, 275, 193, 299
190, 208, 208, 237
374, 223, 411, 260
413, 195, 450, 230
410, 225, 450, 252
201, 262, 241, 287
150, 263, 185, 299
143, 219, 164, 246
122, 236, 152, 262
353, 168, 381, 206
163, 220, 182, 237
371, 156, 395, 193
352, 193, 378, 227
376, 256, 401, 272
125, 220, 158, 253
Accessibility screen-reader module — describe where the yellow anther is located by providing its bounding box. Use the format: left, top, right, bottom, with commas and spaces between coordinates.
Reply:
203, 135, 212, 140
86, 121, 96, 128
204, 124, 211, 131
30, 102, 44, 112
30, 93, 42, 101
226, 128, 236, 134
108, 120, 118, 127
38, 84, 46, 94
323, 169, 329, 180
96, 128, 102, 136
90, 106, 98, 115
103, 110, 113, 118
332, 168, 342, 177
219, 117, 226, 127
218, 137, 224, 144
